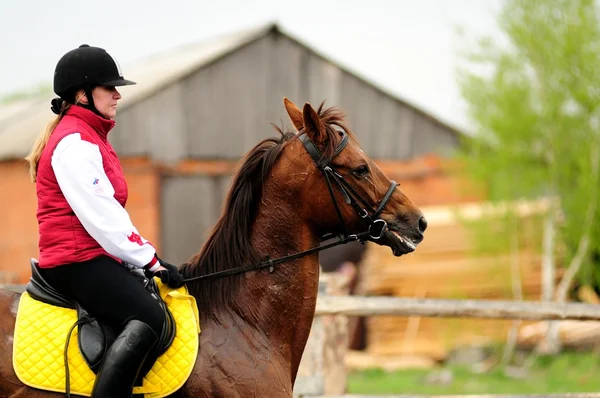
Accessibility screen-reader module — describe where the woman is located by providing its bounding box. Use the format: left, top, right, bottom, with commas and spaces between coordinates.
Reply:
25, 44, 183, 397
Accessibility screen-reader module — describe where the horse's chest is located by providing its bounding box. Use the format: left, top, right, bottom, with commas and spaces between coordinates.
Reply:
184, 339, 293, 397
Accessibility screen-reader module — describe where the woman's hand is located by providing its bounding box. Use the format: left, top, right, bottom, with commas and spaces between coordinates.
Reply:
148, 257, 185, 288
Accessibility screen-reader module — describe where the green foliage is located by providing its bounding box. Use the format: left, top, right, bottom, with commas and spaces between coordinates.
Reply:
0, 83, 52, 104
347, 351, 600, 394
457, 0, 600, 289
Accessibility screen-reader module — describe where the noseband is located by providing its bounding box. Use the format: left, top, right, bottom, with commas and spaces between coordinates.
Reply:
182, 129, 397, 282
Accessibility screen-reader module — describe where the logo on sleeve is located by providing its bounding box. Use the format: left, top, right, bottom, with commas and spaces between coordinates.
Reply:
127, 232, 144, 246
92, 177, 105, 195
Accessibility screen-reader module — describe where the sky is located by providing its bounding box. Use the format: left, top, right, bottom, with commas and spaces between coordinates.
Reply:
0, 0, 505, 131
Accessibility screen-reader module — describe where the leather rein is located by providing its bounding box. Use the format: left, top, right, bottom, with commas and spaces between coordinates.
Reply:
182, 129, 397, 283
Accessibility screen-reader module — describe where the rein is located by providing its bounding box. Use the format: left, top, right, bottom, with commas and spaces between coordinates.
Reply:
182, 130, 396, 283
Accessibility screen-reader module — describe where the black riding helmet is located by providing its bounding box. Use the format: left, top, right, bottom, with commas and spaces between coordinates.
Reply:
52, 44, 135, 117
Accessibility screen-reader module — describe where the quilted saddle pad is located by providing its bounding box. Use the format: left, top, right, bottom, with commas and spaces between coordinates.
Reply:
12, 280, 200, 397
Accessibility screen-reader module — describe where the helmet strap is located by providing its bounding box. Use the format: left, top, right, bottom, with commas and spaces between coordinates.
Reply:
81, 83, 107, 119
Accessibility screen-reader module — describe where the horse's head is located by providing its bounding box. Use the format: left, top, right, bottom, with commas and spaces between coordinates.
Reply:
281, 98, 427, 256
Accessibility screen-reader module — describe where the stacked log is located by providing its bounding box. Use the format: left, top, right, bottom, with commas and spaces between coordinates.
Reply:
359, 201, 556, 360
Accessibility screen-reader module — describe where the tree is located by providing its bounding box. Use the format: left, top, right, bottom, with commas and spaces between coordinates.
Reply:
457, 0, 600, 352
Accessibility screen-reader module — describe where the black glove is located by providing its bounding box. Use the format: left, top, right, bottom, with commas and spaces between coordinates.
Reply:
148, 256, 185, 288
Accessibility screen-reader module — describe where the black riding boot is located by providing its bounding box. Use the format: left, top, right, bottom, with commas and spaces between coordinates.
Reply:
91, 320, 158, 398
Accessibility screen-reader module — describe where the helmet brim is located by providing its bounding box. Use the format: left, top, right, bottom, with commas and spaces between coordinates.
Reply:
100, 78, 137, 87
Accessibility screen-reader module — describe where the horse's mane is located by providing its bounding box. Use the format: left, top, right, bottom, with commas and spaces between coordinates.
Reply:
180, 103, 351, 314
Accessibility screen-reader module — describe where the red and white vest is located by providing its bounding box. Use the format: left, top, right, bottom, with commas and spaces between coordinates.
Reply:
36, 105, 157, 269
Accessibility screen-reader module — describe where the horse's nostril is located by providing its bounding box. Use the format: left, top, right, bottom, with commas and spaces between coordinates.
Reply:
418, 216, 428, 233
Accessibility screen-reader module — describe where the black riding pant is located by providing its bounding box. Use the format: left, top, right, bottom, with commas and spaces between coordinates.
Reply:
41, 255, 164, 337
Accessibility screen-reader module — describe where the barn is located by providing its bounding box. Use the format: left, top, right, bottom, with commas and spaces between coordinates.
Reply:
0, 23, 467, 285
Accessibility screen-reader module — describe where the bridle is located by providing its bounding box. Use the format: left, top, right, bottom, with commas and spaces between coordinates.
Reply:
182, 129, 397, 282
299, 129, 397, 242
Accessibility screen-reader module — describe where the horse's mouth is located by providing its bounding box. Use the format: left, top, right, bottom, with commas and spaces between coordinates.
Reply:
377, 228, 419, 257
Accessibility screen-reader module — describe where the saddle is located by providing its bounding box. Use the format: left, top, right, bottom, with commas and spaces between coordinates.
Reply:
25, 259, 176, 373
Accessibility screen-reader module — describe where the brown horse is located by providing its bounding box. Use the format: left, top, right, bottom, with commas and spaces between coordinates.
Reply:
0, 98, 426, 397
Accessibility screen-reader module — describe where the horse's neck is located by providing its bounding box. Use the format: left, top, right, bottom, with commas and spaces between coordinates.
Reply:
238, 200, 321, 378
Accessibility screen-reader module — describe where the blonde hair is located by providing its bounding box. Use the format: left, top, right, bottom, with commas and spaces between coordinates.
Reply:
25, 92, 86, 182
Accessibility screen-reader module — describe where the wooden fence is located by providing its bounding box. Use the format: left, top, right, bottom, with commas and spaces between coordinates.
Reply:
293, 275, 600, 398
315, 296, 600, 320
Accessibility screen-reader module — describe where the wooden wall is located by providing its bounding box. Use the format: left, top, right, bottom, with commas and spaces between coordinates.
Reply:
110, 31, 459, 164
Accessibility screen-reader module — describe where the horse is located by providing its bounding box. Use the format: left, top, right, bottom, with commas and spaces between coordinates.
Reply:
0, 98, 427, 397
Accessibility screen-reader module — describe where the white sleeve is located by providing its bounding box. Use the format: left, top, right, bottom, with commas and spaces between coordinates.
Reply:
51, 133, 156, 268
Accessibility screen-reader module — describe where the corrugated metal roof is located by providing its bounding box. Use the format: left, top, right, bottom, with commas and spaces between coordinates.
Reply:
0, 22, 463, 161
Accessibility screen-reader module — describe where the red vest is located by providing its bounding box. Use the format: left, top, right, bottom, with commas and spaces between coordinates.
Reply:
36, 106, 127, 268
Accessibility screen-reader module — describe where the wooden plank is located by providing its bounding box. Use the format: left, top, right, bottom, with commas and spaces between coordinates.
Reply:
372, 95, 398, 159
365, 316, 534, 359
339, 73, 373, 154
268, 33, 303, 119
215, 44, 245, 159
187, 38, 268, 159
412, 114, 449, 157
296, 315, 325, 395
184, 66, 218, 158
296, 272, 351, 396
315, 296, 600, 321
362, 86, 382, 157
134, 82, 187, 164
113, 103, 150, 157
293, 375, 324, 396
160, 175, 221, 264
395, 104, 416, 159
306, 55, 341, 107
348, 83, 378, 155
240, 36, 269, 152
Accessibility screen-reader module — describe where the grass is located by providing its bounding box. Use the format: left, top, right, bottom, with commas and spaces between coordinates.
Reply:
347, 351, 600, 395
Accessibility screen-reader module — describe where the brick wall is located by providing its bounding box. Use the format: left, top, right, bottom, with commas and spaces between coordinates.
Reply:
0, 161, 38, 283
0, 159, 158, 283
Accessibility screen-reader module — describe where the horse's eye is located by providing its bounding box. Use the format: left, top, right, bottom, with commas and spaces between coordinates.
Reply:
352, 165, 370, 178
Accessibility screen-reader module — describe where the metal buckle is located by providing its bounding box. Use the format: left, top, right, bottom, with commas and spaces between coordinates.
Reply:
368, 219, 388, 240
359, 208, 369, 218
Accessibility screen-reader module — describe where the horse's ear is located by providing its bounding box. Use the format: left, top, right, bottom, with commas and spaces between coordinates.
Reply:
283, 97, 304, 132
302, 103, 326, 143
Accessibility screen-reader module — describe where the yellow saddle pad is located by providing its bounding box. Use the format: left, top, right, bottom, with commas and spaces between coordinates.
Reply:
13, 280, 200, 397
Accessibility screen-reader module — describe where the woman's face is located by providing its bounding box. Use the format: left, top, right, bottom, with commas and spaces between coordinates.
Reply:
93, 86, 122, 119
80, 86, 122, 119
